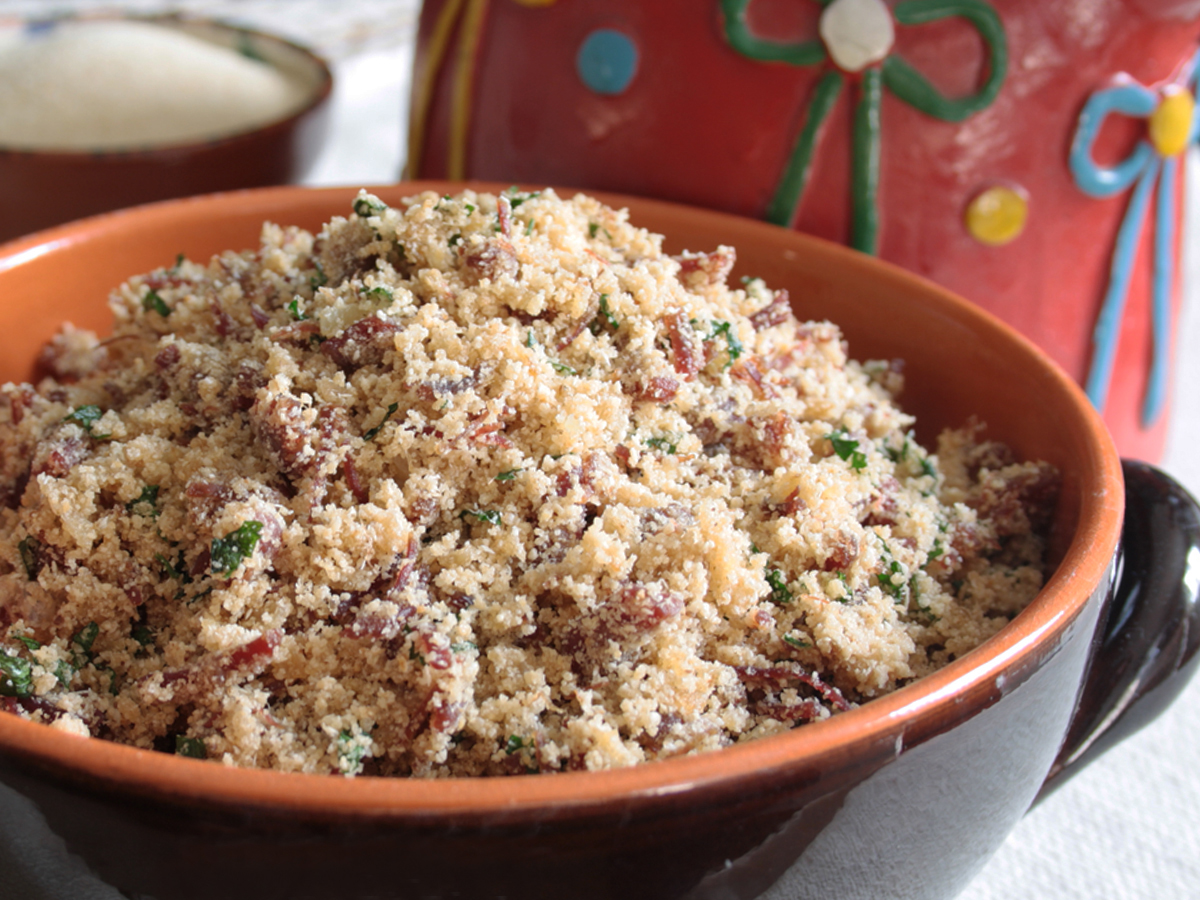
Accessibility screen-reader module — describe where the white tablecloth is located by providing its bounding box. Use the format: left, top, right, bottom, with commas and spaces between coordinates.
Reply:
0, 1, 1197, 898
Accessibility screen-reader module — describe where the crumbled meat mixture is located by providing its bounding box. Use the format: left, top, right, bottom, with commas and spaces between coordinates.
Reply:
0, 189, 1058, 776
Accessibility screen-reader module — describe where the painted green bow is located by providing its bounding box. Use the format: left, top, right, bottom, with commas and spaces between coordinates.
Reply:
722, 0, 1007, 254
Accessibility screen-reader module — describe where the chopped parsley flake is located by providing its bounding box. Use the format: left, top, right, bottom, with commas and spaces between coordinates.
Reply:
645, 436, 678, 454
550, 360, 577, 375
68, 621, 99, 668
287, 299, 309, 320
589, 294, 620, 335
588, 222, 599, 238
495, 468, 523, 482
353, 196, 388, 217
707, 320, 743, 367
210, 521, 264, 576
461, 509, 502, 526
126, 485, 160, 517
309, 262, 327, 290
364, 402, 399, 440
878, 546, 908, 600
64, 405, 111, 439
131, 624, 155, 647
448, 233, 463, 248
17, 536, 39, 580
450, 641, 478, 653
504, 187, 540, 208
0, 649, 33, 698
766, 568, 793, 604
504, 734, 525, 754
155, 549, 191, 584
336, 730, 368, 775
783, 634, 811, 650
827, 430, 867, 471
142, 289, 171, 317
174, 736, 207, 759
12, 634, 40, 652
365, 286, 393, 305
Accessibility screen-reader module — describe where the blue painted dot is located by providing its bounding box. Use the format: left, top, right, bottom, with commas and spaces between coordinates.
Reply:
576, 28, 638, 96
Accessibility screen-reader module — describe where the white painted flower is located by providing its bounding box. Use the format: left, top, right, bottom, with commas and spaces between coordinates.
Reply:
819, 0, 896, 72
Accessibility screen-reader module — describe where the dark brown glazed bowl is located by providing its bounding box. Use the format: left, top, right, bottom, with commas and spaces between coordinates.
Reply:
0, 184, 1197, 900
0, 14, 332, 245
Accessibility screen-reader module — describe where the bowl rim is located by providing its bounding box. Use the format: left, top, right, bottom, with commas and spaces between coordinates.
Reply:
0, 182, 1125, 818
0, 12, 333, 159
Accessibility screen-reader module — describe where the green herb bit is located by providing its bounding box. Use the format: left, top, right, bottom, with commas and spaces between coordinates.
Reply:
174, 735, 207, 759
920, 456, 937, 479
12, 634, 40, 652
783, 634, 811, 650
589, 294, 620, 335
524, 218, 535, 236
525, 330, 537, 348
68, 621, 99, 668
210, 521, 265, 576
878, 545, 908, 600
309, 262, 327, 290
336, 730, 368, 775
17, 536, 40, 580
504, 734, 525, 754
54, 660, 74, 688
155, 549, 191, 585
126, 485, 160, 517
171, 252, 186, 272
142, 289, 171, 318
450, 641, 478, 653
64, 405, 111, 439
287, 299, 310, 321
927, 540, 945, 562
364, 402, 399, 441
504, 188, 540, 208
464, 203, 477, 215
550, 360, 577, 376
826, 430, 867, 471
448, 233, 463, 248
645, 436, 678, 454
495, 468, 523, 482
588, 222, 599, 238
131, 624, 155, 647
353, 196, 388, 217
461, 509, 502, 526
71, 621, 99, 655
708, 320, 744, 367
766, 569, 793, 605
879, 560, 906, 600
0, 649, 33, 698
365, 286, 393, 305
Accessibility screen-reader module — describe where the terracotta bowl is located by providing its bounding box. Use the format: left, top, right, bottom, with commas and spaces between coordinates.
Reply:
0, 14, 332, 245
0, 184, 1197, 900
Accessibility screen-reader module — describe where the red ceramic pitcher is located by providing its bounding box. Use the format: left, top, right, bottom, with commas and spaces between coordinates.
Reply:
408, 0, 1200, 462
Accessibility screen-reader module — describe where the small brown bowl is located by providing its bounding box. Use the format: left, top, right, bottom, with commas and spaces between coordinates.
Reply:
0, 184, 1197, 900
0, 14, 332, 245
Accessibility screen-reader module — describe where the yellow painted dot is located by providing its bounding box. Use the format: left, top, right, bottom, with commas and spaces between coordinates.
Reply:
965, 185, 1029, 247
1149, 85, 1195, 158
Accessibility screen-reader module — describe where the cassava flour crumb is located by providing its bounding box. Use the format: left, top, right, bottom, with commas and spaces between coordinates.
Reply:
0, 19, 309, 150
0, 188, 1059, 776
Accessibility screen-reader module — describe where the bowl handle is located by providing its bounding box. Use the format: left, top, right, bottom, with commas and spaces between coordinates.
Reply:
1036, 459, 1200, 802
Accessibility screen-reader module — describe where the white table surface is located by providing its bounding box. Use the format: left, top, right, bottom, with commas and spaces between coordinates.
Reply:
0, 2, 1197, 898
